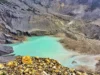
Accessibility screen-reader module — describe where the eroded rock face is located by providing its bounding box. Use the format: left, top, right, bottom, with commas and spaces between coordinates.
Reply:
0, 0, 100, 41
0, 0, 53, 34
58, 0, 100, 21
0, 0, 100, 34
0, 0, 66, 44
82, 24, 100, 40
0, 0, 64, 33
0, 45, 13, 56
0, 0, 100, 51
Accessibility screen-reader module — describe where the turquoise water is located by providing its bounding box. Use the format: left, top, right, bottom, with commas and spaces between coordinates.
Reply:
10, 36, 67, 58
9, 36, 78, 68
8, 36, 96, 71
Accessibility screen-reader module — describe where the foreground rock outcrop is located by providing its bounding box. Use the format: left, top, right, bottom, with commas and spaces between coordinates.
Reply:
0, 56, 99, 75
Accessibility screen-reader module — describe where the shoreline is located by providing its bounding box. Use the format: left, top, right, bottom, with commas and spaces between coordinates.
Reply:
53, 33, 100, 73
54, 32, 100, 55
1, 34, 100, 73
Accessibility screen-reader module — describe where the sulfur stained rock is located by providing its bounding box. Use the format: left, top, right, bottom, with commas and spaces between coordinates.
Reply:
22, 56, 33, 64
0, 56, 99, 75
0, 63, 4, 69
7, 61, 18, 67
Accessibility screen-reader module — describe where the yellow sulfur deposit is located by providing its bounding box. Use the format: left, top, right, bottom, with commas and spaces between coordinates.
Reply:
22, 56, 33, 64
7, 61, 18, 67
0, 56, 99, 75
0, 64, 4, 69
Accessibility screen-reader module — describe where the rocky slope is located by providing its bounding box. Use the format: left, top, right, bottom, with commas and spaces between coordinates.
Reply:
0, 0, 100, 43
0, 56, 99, 75
0, 0, 67, 54
59, 0, 100, 21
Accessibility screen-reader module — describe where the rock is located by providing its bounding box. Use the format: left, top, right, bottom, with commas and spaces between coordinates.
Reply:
0, 32, 6, 44
0, 56, 15, 63
82, 24, 100, 40
0, 0, 63, 35
4, 33, 12, 38
0, 1, 100, 74
0, 0, 100, 43
41, 71, 48, 75
6, 39, 18, 44
96, 60, 100, 73
70, 55, 100, 73
0, 56, 98, 75
0, 45, 13, 56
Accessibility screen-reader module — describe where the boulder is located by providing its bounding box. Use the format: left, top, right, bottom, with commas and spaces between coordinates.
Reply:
0, 45, 13, 56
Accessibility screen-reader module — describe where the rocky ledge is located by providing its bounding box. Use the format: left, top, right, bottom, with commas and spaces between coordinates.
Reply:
0, 56, 99, 75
